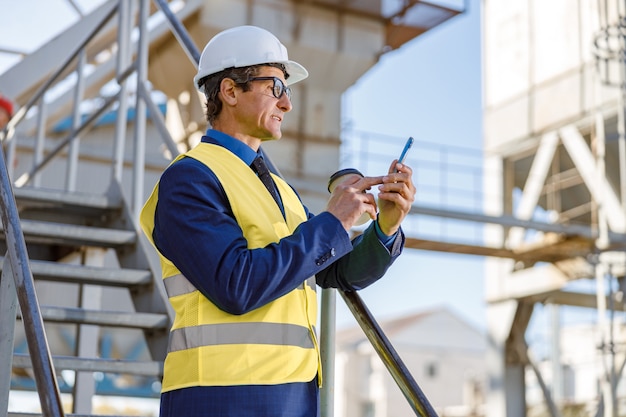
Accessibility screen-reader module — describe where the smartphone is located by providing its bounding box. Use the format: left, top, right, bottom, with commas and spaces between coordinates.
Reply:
394, 136, 414, 172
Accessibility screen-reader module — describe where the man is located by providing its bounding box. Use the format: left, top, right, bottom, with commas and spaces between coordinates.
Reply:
140, 25, 416, 417
0, 95, 13, 130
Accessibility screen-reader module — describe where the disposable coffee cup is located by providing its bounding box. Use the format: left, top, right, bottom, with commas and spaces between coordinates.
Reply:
327, 168, 371, 226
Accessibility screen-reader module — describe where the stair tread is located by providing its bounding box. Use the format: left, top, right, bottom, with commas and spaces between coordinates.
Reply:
12, 353, 163, 376
31, 306, 169, 330
0, 219, 136, 247
14, 186, 121, 211
0, 256, 152, 286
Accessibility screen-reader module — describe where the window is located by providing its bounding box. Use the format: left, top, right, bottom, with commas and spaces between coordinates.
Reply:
361, 401, 375, 417
425, 362, 438, 378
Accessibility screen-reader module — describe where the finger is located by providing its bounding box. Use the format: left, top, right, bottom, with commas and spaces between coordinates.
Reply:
378, 189, 408, 203
362, 198, 379, 219
392, 162, 413, 177
378, 181, 414, 203
377, 195, 411, 217
380, 173, 411, 191
352, 176, 384, 193
335, 174, 362, 188
379, 184, 405, 197
362, 191, 378, 207
382, 173, 405, 185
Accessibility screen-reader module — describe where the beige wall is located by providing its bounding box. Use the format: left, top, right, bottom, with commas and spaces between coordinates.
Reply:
483, 0, 620, 151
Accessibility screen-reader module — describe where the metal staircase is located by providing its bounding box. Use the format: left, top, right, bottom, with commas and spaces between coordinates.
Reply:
0, 0, 188, 415
3, 183, 169, 416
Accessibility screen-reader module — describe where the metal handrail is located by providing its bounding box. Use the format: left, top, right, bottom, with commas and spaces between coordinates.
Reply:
0, 122, 65, 417
152, 0, 200, 65
340, 290, 438, 417
150, 1, 439, 416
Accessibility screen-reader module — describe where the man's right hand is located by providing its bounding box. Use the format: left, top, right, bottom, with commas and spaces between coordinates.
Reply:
325, 174, 384, 231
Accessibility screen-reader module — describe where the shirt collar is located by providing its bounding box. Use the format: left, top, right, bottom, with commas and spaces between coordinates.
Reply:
201, 129, 259, 166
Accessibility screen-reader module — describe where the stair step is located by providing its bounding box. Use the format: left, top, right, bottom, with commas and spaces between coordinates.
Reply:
0, 220, 136, 247
0, 257, 152, 287
29, 306, 169, 330
14, 186, 121, 212
12, 353, 163, 376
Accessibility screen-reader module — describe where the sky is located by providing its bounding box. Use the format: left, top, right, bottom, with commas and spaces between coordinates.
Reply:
337, 0, 486, 330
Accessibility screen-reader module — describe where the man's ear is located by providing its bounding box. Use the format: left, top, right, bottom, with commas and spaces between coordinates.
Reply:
220, 78, 238, 105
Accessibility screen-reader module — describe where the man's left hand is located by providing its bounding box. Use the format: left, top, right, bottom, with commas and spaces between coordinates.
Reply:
376, 160, 416, 236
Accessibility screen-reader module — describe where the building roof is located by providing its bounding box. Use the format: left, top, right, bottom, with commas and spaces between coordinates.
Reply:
337, 305, 486, 352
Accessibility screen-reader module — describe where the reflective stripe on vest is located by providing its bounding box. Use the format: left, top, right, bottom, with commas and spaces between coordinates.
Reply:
164, 273, 316, 298
163, 274, 197, 297
168, 322, 314, 352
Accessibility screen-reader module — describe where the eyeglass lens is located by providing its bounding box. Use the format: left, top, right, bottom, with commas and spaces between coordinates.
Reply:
248, 77, 291, 100
272, 78, 291, 100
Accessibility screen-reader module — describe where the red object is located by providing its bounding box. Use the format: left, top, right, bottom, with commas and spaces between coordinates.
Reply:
0, 96, 13, 117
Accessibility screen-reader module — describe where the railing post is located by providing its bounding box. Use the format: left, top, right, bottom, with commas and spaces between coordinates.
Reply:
5, 121, 17, 181
113, 0, 132, 183
72, 249, 106, 414
66, 49, 87, 192
132, 0, 150, 219
0, 257, 18, 417
320, 288, 337, 417
33, 96, 47, 187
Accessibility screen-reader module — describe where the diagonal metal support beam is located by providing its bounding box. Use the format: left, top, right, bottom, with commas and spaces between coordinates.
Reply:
560, 124, 626, 232
519, 342, 562, 417
507, 131, 559, 248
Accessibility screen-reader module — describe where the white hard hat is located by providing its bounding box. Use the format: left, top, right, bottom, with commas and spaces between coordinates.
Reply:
194, 25, 309, 91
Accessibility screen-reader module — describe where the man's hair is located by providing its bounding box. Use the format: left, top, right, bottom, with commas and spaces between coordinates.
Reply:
198, 63, 289, 125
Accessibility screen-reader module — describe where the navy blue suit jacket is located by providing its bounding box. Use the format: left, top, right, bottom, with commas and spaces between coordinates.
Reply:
152, 130, 404, 417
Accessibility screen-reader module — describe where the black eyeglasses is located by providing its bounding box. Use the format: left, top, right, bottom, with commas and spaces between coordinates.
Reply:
247, 76, 292, 100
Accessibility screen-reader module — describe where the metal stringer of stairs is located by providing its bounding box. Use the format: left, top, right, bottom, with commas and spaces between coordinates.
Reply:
0, 180, 172, 417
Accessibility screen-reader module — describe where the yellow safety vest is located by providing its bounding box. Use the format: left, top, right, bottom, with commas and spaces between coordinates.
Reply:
140, 144, 320, 392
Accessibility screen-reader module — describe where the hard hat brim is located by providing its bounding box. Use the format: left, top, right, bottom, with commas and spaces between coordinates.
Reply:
194, 59, 308, 91
283, 60, 308, 85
